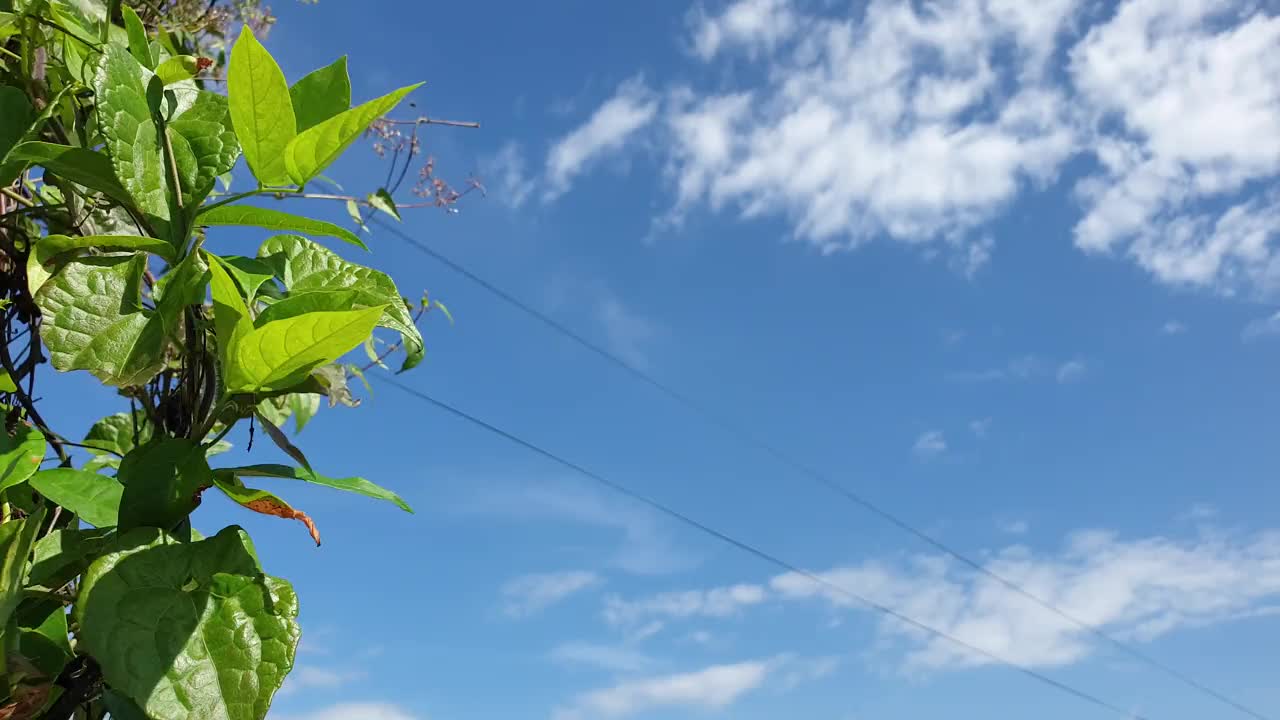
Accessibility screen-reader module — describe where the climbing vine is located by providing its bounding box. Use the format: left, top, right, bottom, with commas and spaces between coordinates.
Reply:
0, 0, 452, 717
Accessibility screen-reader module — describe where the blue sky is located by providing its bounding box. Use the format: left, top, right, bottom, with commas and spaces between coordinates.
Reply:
44, 0, 1280, 718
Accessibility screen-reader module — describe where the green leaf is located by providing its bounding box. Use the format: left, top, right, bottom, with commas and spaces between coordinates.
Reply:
117, 439, 213, 532
155, 55, 199, 85
259, 235, 425, 370
120, 5, 152, 69
152, 249, 210, 336
75, 526, 300, 720
435, 299, 455, 325
226, 305, 385, 393
254, 288, 364, 325
197, 204, 367, 250
345, 198, 367, 232
283, 82, 423, 185
217, 255, 277, 304
254, 411, 311, 470
207, 254, 255, 373
227, 25, 296, 186
82, 411, 152, 472
0, 86, 34, 161
27, 233, 175, 295
94, 43, 172, 239
15, 598, 72, 677
35, 254, 168, 386
289, 56, 350, 133
167, 89, 240, 210
29, 469, 123, 527
0, 423, 45, 495
29, 527, 114, 590
212, 471, 320, 545
0, 507, 45, 652
0, 370, 15, 392
368, 188, 401, 221
1, 142, 136, 208
225, 463, 412, 512
254, 396, 292, 429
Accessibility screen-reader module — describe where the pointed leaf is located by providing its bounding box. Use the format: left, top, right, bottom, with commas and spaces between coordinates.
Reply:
29, 527, 115, 590
283, 82, 423, 185
27, 233, 174, 295
289, 56, 350, 133
217, 255, 277, 303
225, 305, 385, 392
254, 412, 311, 470
207, 254, 255, 373
212, 472, 319, 545
29, 469, 123, 527
82, 411, 151, 472
0, 508, 45, 643
287, 393, 321, 432
0, 86, 34, 161
155, 55, 199, 85
2, 142, 135, 208
367, 188, 401, 221
35, 254, 167, 386
197, 204, 366, 250
0, 424, 45, 494
120, 6, 151, 68
259, 235, 424, 370
227, 25, 296, 186
75, 526, 300, 720
225, 463, 412, 512
117, 439, 213, 532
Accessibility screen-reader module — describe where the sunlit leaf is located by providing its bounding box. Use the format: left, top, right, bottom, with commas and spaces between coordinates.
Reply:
0, 423, 45, 495
120, 6, 152, 69
27, 233, 174, 295
283, 82, 422, 185
197, 204, 366, 250
367, 188, 401, 221
29, 469, 123, 528
226, 305, 385, 393
223, 463, 412, 512
227, 25, 296, 186
289, 56, 350, 133
154, 55, 199, 85
212, 471, 320, 545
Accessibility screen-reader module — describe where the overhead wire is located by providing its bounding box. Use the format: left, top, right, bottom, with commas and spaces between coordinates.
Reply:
372, 216, 1269, 720
374, 374, 1155, 720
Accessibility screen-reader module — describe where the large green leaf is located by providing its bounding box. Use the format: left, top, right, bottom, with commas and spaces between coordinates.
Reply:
215, 255, 277, 304
0, 86, 34, 160
259, 235, 424, 370
29, 527, 115, 590
117, 439, 213, 532
283, 82, 422, 185
120, 5, 151, 69
0, 424, 45, 495
289, 56, 350, 133
227, 25, 296, 186
207, 255, 256, 373
27, 233, 175, 295
212, 471, 319, 545
75, 526, 300, 720
35, 253, 168, 386
1, 142, 136, 208
29, 469, 124, 527
167, 89, 240, 210
225, 304, 385, 392
197, 204, 366, 250
225, 463, 412, 512
95, 43, 172, 239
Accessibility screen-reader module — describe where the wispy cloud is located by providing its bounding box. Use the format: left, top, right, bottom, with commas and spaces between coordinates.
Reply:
999, 519, 1030, 535
1162, 320, 1188, 335
912, 431, 946, 459
553, 660, 775, 720
688, 0, 798, 60
550, 642, 655, 673
969, 418, 992, 438
278, 665, 367, 697
544, 79, 657, 200
1055, 359, 1087, 383
597, 297, 660, 370
502, 571, 602, 618
1242, 310, 1280, 341
949, 354, 1089, 384
481, 141, 532, 208
604, 584, 767, 628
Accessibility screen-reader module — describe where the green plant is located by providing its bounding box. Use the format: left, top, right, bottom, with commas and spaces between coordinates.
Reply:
0, 1, 447, 717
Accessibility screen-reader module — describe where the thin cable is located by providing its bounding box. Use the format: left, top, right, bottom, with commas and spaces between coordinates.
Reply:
375, 374, 1152, 720
376, 218, 1269, 720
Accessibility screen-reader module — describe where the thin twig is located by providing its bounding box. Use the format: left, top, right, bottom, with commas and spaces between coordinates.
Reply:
383, 116, 481, 129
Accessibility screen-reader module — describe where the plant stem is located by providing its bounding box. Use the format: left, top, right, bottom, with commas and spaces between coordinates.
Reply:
0, 187, 35, 208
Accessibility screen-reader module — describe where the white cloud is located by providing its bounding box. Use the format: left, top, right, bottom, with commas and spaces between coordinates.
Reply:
689, 0, 798, 60
278, 665, 366, 697
604, 583, 767, 627
1070, 2, 1280, 295
1055, 359, 1087, 383
1162, 320, 1187, 335
999, 519, 1030, 535
481, 141, 532, 208
550, 642, 654, 673
273, 702, 419, 720
769, 527, 1280, 671
969, 418, 992, 438
1242, 310, 1280, 341
502, 571, 601, 618
597, 297, 660, 370
912, 431, 946, 458
545, 79, 657, 200
553, 660, 774, 720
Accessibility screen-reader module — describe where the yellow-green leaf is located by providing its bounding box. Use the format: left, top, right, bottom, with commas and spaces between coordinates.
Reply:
224, 305, 385, 392
154, 55, 199, 85
197, 204, 366, 250
227, 26, 296, 186
289, 56, 350, 133
27, 234, 175, 295
283, 82, 422, 185
120, 6, 152, 69
30, 469, 123, 528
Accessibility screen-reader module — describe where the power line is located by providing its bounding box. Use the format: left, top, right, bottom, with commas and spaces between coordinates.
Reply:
375, 217, 1269, 720
374, 374, 1153, 720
